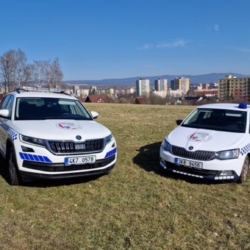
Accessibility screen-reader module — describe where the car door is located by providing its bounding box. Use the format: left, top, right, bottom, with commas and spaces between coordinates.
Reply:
0, 94, 13, 157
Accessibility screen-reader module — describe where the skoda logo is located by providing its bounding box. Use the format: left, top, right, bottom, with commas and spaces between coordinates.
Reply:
76, 135, 82, 140
189, 146, 194, 150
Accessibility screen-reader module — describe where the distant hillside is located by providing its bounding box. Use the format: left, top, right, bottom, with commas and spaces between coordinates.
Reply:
65, 73, 248, 86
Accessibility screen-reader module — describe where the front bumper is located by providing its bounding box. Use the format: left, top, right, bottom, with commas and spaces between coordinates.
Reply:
20, 163, 115, 180
22, 155, 115, 172
15, 137, 117, 180
160, 159, 239, 180
18, 150, 117, 179
160, 146, 242, 180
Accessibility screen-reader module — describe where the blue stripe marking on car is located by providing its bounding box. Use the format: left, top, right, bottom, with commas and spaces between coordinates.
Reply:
65, 158, 69, 166
38, 156, 44, 162
19, 153, 52, 163
22, 153, 29, 160
28, 154, 35, 161
43, 156, 52, 163
33, 155, 39, 161
105, 148, 117, 158
8, 129, 18, 141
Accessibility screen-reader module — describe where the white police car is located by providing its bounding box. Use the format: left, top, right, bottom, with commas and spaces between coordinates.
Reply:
160, 103, 250, 183
0, 89, 117, 185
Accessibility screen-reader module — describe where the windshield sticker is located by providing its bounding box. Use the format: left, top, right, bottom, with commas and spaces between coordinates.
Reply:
56, 123, 82, 130
188, 132, 212, 142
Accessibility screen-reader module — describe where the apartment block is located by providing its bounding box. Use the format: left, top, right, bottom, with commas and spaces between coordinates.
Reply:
170, 77, 190, 95
154, 78, 167, 91
136, 78, 150, 97
218, 75, 250, 101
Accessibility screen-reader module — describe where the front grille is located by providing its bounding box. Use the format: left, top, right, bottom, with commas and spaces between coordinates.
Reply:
47, 139, 104, 154
23, 155, 115, 172
172, 146, 214, 161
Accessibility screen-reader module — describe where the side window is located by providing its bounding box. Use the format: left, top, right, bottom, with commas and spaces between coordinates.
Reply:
186, 110, 199, 124
6, 96, 14, 117
74, 105, 82, 115
0, 95, 11, 109
70, 105, 76, 115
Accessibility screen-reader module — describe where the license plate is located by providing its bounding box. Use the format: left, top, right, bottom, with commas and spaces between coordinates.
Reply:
65, 156, 96, 166
174, 158, 203, 169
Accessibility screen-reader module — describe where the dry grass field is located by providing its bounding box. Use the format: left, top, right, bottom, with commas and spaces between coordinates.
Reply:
0, 103, 250, 250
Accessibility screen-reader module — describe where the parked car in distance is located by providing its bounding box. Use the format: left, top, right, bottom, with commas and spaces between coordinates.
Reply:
0, 89, 117, 185
160, 102, 250, 183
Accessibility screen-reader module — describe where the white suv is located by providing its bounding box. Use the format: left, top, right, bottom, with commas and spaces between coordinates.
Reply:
160, 103, 250, 183
0, 89, 117, 185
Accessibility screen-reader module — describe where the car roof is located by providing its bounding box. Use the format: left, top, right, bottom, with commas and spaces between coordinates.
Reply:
8, 89, 77, 100
197, 103, 249, 112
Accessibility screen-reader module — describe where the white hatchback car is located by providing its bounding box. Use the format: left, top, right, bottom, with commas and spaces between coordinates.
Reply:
160, 102, 250, 183
0, 89, 117, 185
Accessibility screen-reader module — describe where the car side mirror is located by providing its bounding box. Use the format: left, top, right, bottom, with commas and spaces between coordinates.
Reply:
91, 111, 99, 119
0, 109, 10, 118
176, 119, 183, 125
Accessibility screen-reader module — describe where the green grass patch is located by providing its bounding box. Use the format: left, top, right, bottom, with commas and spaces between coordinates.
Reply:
0, 103, 250, 250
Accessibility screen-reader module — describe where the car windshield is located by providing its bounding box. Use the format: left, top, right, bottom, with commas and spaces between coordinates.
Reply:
15, 97, 92, 121
181, 108, 247, 133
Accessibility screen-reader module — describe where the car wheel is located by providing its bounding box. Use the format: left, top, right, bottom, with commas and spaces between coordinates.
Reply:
7, 146, 21, 185
239, 156, 249, 183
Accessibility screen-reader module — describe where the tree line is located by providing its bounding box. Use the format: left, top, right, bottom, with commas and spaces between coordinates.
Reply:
0, 49, 63, 93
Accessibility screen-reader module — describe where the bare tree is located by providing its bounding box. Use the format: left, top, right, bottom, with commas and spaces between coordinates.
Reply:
149, 93, 167, 105
0, 49, 28, 93
20, 64, 34, 87
0, 49, 64, 92
51, 58, 63, 85
32, 60, 48, 85
0, 50, 17, 93
15, 49, 28, 87
32, 59, 63, 89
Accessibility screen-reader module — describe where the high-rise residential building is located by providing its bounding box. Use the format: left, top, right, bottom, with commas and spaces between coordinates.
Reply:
218, 75, 250, 101
136, 78, 150, 97
73, 85, 79, 94
155, 78, 167, 91
89, 86, 97, 95
170, 77, 190, 95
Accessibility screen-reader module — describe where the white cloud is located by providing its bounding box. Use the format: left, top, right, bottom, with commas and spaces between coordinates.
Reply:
138, 44, 153, 50
214, 24, 219, 31
138, 39, 189, 50
156, 39, 189, 49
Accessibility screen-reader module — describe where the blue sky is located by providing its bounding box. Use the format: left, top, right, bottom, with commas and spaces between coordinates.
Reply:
0, 0, 250, 80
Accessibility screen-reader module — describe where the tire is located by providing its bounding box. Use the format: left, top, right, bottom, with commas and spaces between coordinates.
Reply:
7, 146, 21, 185
239, 156, 249, 183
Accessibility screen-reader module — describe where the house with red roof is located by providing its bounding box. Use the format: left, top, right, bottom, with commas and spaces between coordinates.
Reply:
85, 95, 114, 103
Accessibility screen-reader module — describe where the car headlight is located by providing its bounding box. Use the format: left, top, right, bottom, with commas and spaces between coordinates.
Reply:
104, 134, 114, 145
20, 135, 45, 147
215, 149, 239, 160
162, 139, 172, 153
